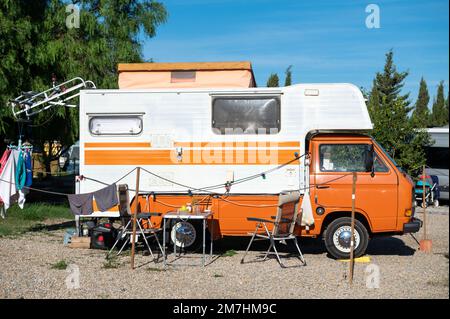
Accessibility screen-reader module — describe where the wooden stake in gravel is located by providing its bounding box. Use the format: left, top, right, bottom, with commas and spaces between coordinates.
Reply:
131, 167, 141, 270
422, 165, 427, 240
419, 165, 432, 253
349, 172, 357, 285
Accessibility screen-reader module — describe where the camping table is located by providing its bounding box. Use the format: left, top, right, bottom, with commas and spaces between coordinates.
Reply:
162, 211, 213, 267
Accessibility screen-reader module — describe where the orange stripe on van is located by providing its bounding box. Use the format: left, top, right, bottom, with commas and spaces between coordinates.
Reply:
85, 149, 300, 165
85, 142, 151, 148
173, 141, 300, 148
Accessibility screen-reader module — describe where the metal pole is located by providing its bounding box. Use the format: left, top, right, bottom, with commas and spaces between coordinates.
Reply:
163, 217, 167, 268
203, 218, 206, 267
349, 172, 357, 285
422, 165, 427, 240
130, 167, 140, 270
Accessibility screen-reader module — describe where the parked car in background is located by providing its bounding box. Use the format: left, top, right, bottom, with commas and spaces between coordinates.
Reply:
59, 141, 79, 175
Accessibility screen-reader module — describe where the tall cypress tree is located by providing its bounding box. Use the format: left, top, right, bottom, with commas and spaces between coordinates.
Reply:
266, 73, 279, 87
411, 77, 430, 127
284, 65, 293, 86
430, 81, 447, 127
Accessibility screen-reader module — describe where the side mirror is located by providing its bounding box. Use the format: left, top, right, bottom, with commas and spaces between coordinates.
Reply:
364, 144, 375, 177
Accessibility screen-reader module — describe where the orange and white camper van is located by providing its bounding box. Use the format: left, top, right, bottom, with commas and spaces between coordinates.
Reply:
76, 62, 421, 259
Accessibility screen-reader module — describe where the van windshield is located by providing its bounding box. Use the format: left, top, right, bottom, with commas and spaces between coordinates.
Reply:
373, 139, 403, 171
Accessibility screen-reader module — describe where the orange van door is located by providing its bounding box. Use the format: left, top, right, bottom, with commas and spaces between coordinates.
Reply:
311, 141, 398, 232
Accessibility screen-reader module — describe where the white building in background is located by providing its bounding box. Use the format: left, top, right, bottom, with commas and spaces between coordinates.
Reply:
425, 125, 449, 201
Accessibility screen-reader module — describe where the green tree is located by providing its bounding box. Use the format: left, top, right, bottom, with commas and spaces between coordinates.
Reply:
0, 0, 167, 170
374, 50, 410, 108
368, 51, 431, 176
411, 77, 430, 127
284, 65, 293, 86
266, 73, 279, 87
429, 81, 448, 127
367, 80, 380, 117
446, 89, 449, 122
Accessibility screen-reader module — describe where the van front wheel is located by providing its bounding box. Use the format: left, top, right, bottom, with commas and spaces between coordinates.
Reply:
323, 217, 369, 259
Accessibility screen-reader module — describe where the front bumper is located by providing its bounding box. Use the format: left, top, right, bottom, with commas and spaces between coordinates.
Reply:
403, 217, 423, 234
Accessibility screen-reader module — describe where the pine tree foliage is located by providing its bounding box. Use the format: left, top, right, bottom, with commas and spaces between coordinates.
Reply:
266, 73, 279, 87
367, 51, 431, 176
374, 50, 410, 109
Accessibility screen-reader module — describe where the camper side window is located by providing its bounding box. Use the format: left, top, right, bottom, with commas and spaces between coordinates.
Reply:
89, 116, 143, 135
212, 97, 280, 135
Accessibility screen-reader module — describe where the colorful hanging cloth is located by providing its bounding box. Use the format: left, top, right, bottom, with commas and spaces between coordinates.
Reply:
24, 151, 33, 187
0, 149, 12, 206
15, 151, 27, 191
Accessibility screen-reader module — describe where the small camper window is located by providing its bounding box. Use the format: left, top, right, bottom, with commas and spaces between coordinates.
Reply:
212, 97, 280, 135
89, 115, 143, 135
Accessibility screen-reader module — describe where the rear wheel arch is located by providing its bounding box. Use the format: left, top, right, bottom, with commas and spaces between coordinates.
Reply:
320, 210, 372, 237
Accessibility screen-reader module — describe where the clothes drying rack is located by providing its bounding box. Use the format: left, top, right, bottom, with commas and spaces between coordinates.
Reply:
7, 143, 33, 152
9, 76, 96, 120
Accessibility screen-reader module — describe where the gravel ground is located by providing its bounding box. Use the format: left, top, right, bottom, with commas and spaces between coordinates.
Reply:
0, 206, 448, 299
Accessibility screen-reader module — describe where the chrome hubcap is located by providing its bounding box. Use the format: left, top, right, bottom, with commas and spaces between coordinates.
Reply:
332, 226, 360, 253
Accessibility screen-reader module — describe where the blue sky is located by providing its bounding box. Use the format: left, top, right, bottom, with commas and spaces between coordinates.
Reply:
143, 0, 449, 105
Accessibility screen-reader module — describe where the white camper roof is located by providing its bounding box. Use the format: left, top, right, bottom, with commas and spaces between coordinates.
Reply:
82, 83, 373, 133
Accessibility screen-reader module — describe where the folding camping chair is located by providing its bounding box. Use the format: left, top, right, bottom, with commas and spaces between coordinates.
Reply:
108, 185, 164, 262
240, 191, 306, 268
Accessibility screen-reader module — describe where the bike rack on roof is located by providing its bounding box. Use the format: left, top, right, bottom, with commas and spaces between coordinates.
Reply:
9, 77, 96, 120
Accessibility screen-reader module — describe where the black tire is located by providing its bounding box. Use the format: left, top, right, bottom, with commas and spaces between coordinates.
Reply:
166, 220, 205, 252
323, 217, 369, 259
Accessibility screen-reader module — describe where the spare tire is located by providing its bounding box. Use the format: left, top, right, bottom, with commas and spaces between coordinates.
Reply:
167, 220, 205, 252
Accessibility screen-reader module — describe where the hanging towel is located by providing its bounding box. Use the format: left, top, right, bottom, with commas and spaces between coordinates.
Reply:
0, 149, 11, 173
0, 149, 12, 206
0, 150, 28, 215
15, 151, 27, 190
0, 150, 19, 213
93, 183, 119, 212
299, 192, 315, 226
67, 193, 94, 215
24, 151, 33, 187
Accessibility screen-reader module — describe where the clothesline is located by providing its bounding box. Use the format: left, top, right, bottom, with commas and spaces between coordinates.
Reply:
1, 171, 354, 199
1, 147, 354, 214
0, 177, 71, 196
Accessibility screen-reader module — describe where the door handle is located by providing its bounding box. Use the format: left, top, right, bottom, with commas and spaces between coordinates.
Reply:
316, 185, 330, 189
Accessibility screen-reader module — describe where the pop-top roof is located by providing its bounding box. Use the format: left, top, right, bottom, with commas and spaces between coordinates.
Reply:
118, 61, 253, 72
117, 61, 256, 89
